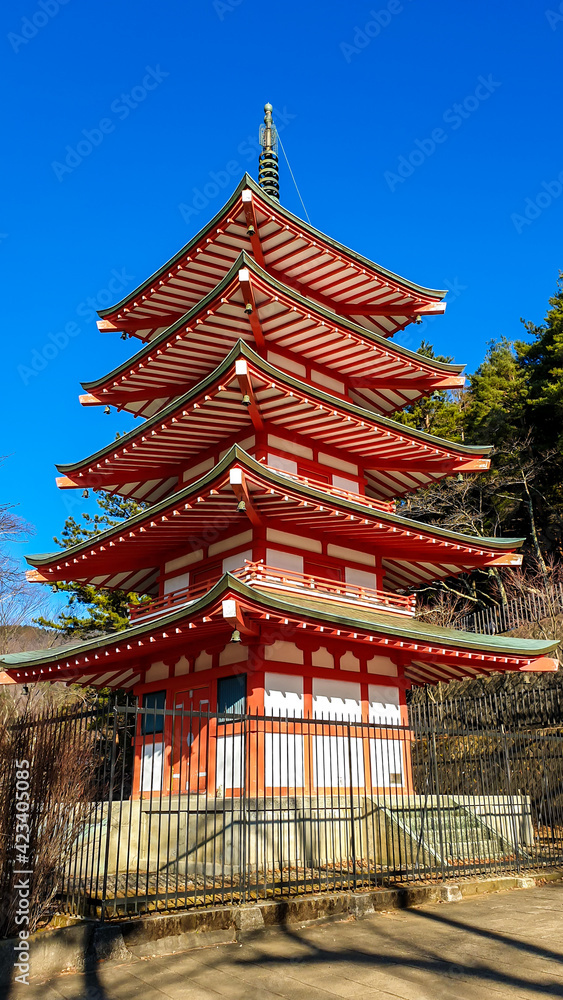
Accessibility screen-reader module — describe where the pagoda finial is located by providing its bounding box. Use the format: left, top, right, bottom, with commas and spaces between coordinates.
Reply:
258, 102, 279, 201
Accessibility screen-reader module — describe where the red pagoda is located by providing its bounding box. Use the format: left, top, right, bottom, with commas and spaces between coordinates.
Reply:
3, 104, 557, 798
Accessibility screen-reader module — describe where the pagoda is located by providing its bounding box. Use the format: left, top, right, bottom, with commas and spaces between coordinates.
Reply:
2, 104, 557, 797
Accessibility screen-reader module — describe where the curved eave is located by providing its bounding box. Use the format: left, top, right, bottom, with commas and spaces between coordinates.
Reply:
83, 251, 464, 399
58, 341, 490, 481
30, 446, 522, 574
1, 574, 558, 680
98, 176, 251, 319
98, 174, 446, 325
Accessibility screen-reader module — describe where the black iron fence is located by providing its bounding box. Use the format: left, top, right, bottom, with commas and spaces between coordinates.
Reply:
36, 692, 561, 921
459, 583, 563, 635
3, 693, 562, 926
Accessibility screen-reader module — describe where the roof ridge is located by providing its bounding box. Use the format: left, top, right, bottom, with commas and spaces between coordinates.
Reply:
98, 174, 447, 322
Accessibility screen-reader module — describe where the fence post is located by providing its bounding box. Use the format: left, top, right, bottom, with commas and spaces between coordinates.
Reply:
240, 709, 249, 904
500, 724, 521, 874
431, 731, 446, 880
346, 722, 357, 890
100, 699, 118, 923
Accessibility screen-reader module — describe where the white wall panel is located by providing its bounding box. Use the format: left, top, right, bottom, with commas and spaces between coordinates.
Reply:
345, 566, 377, 590
266, 548, 304, 574
267, 453, 298, 475
215, 734, 245, 791
140, 742, 164, 793
163, 571, 190, 595
312, 679, 362, 721
368, 685, 401, 724
264, 641, 304, 664
264, 673, 304, 717
369, 739, 405, 787
332, 475, 360, 494
222, 549, 252, 573
313, 736, 365, 788
265, 733, 305, 788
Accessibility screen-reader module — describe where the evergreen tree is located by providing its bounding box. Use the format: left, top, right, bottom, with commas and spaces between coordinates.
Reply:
393, 341, 466, 441
464, 338, 527, 445
516, 272, 563, 449
36, 491, 148, 639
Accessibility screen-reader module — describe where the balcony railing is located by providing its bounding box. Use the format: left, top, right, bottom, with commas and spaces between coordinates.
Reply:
237, 561, 415, 616
128, 580, 212, 622
263, 464, 396, 513
129, 560, 415, 622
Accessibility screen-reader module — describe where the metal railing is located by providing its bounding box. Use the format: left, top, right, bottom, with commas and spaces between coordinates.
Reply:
460, 583, 563, 635
36, 692, 563, 923
129, 562, 415, 622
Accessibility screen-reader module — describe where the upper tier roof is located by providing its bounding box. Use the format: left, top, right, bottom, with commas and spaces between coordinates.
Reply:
84, 253, 464, 420
2, 574, 557, 690
30, 446, 522, 595
57, 342, 490, 505
97, 176, 447, 342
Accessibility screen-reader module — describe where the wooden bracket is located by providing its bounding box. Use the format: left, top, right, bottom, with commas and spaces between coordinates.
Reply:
241, 190, 266, 267
238, 268, 265, 349
229, 467, 262, 525
235, 358, 264, 430
221, 598, 259, 637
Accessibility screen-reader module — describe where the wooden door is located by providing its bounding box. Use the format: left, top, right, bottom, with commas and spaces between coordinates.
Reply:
172, 685, 212, 793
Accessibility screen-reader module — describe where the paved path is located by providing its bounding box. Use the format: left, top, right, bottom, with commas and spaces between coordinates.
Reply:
21, 882, 563, 1000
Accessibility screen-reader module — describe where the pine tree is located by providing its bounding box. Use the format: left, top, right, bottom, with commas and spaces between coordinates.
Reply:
516, 272, 563, 449
464, 338, 527, 445
36, 491, 149, 639
392, 341, 466, 440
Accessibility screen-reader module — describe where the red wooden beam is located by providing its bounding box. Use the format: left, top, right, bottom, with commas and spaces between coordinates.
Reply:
235, 359, 264, 431
350, 375, 465, 390
238, 269, 265, 349
229, 467, 262, 526
241, 190, 266, 268
338, 301, 447, 318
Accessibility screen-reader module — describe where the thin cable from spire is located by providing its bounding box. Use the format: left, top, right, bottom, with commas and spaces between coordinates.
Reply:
278, 134, 311, 225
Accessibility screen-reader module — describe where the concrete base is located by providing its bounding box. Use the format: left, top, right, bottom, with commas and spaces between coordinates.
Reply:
74, 792, 533, 887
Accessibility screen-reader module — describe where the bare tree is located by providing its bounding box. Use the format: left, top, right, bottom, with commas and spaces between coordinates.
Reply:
0, 555, 59, 656
0, 697, 97, 937
0, 466, 58, 655
416, 589, 474, 629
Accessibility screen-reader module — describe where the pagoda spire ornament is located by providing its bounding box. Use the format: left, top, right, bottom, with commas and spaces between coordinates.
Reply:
258, 102, 279, 201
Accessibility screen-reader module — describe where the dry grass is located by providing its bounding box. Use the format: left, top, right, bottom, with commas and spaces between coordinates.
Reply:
0, 699, 97, 937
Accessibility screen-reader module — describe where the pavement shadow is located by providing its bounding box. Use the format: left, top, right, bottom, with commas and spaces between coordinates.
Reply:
229, 895, 563, 998
1, 925, 115, 1000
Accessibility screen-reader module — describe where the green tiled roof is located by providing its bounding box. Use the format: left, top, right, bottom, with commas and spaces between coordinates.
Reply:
84, 251, 463, 394
98, 175, 447, 321
27, 446, 521, 570
0, 574, 557, 675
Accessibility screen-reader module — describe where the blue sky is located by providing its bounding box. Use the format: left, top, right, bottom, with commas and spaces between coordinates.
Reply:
1, 0, 562, 570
